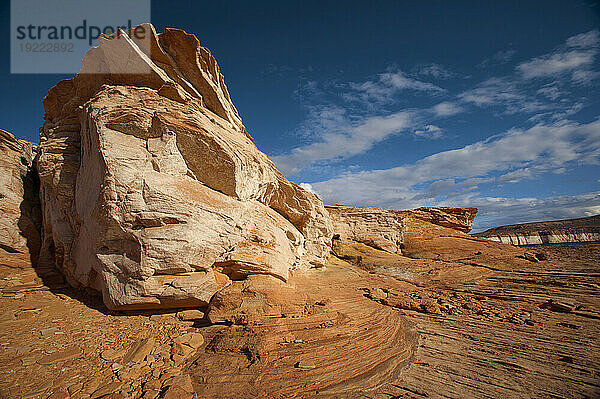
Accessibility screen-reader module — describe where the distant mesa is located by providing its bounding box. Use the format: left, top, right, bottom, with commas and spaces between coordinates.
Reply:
473, 215, 600, 246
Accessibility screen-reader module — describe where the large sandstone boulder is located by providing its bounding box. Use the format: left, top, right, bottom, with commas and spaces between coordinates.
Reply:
37, 24, 332, 310
0, 130, 40, 256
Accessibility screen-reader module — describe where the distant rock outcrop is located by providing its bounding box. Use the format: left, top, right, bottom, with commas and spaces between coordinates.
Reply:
400, 207, 477, 233
326, 205, 404, 254
37, 24, 332, 310
473, 215, 600, 246
326, 205, 479, 258
0, 130, 40, 256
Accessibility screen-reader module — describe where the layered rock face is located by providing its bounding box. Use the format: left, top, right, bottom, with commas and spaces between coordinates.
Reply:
37, 24, 332, 310
326, 205, 404, 253
0, 130, 40, 255
327, 205, 525, 283
399, 206, 477, 233
326, 205, 479, 258
474, 215, 600, 245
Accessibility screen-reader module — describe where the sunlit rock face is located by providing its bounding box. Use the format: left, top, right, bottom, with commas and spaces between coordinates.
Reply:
326, 205, 405, 254
400, 207, 478, 234
37, 24, 332, 310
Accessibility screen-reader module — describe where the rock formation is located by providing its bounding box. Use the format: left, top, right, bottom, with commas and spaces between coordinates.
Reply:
328, 204, 526, 286
37, 24, 332, 310
2, 22, 598, 399
474, 215, 600, 245
326, 205, 404, 253
325, 205, 478, 257
0, 130, 40, 256
399, 206, 477, 233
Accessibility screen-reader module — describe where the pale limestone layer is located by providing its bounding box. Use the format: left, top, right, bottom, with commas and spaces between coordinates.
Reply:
484, 232, 600, 246
37, 25, 332, 310
0, 130, 39, 254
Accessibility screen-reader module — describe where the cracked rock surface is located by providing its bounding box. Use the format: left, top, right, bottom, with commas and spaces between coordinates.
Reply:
37, 24, 332, 310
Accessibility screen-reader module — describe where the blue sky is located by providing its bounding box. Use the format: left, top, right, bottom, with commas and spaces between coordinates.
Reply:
1, 0, 600, 231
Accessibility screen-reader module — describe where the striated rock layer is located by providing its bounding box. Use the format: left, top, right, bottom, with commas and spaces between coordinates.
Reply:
0, 130, 40, 256
474, 215, 600, 245
37, 24, 332, 310
399, 206, 477, 233
326, 205, 404, 254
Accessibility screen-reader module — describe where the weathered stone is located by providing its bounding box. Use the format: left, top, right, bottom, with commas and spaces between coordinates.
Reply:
176, 309, 205, 321
123, 337, 155, 364
173, 332, 204, 349
101, 348, 127, 361
37, 24, 332, 310
295, 360, 316, 370
0, 129, 40, 256
402, 207, 477, 233
326, 205, 404, 253
40, 327, 59, 336
37, 346, 82, 365
524, 252, 539, 262
542, 300, 575, 313
91, 381, 122, 399
162, 374, 195, 399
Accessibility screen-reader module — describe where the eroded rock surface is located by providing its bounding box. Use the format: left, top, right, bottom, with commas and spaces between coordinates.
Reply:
400, 206, 477, 233
0, 130, 40, 256
37, 24, 332, 310
326, 205, 404, 253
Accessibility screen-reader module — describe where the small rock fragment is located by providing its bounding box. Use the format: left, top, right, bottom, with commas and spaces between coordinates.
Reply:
162, 374, 195, 399
101, 348, 126, 361
91, 381, 122, 399
542, 300, 575, 313
177, 309, 205, 321
123, 337, 155, 364
295, 360, 316, 370
40, 327, 59, 336
37, 346, 82, 365
523, 252, 539, 262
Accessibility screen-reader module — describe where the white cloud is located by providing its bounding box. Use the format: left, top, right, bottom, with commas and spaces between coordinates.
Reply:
431, 101, 463, 117
477, 49, 517, 68
470, 192, 600, 231
416, 63, 453, 79
458, 77, 551, 114
347, 70, 445, 105
311, 118, 600, 209
299, 183, 315, 193
516, 30, 599, 84
272, 110, 415, 175
571, 68, 600, 85
380, 70, 445, 92
493, 49, 517, 63
517, 50, 596, 79
536, 84, 562, 100
566, 30, 600, 48
414, 124, 444, 139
